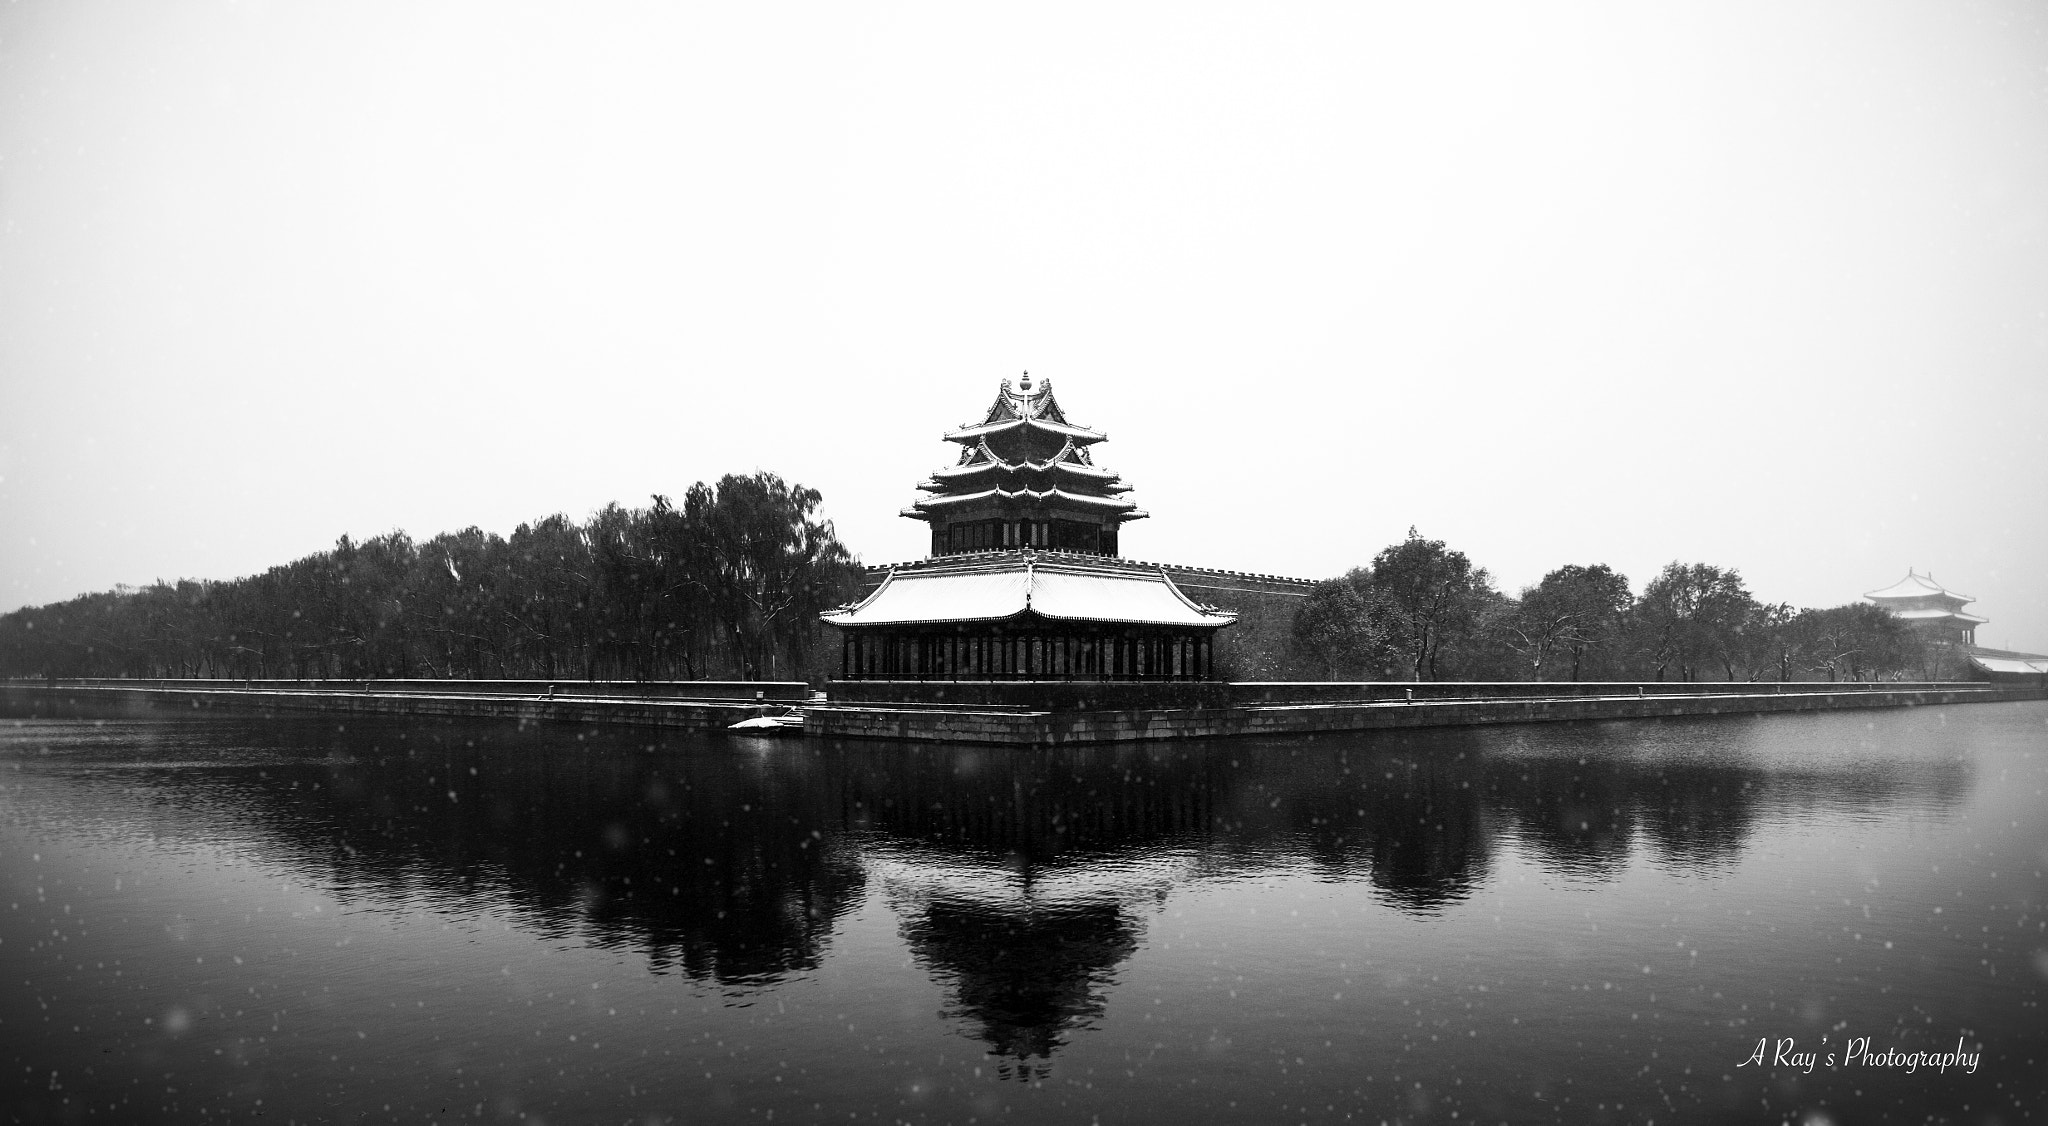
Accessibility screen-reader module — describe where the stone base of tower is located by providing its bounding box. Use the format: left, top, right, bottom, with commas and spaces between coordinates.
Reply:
807, 680, 2045, 746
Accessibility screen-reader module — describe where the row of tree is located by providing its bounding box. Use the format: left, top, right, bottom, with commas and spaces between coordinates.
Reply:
1289, 529, 1936, 682
0, 503, 1947, 686
0, 473, 864, 683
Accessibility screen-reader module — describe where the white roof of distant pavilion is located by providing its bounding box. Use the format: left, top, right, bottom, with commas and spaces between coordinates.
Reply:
1891, 607, 1988, 624
821, 556, 1235, 629
1970, 654, 2048, 676
1864, 570, 1974, 603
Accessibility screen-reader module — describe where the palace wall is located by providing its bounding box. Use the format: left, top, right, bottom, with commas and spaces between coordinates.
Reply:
1159, 565, 1315, 679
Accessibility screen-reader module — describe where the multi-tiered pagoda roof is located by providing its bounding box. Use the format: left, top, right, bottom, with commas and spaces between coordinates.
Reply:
1864, 571, 1986, 626
1864, 570, 1985, 648
904, 374, 1145, 557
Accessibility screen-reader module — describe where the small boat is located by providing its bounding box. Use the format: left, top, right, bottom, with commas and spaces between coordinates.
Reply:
726, 713, 805, 736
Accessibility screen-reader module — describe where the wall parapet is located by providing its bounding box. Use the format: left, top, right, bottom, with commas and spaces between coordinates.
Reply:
809, 684, 2047, 745
829, 678, 1985, 709
1, 677, 808, 702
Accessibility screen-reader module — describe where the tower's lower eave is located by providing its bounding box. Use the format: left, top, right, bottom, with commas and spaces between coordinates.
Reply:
822, 551, 1234, 682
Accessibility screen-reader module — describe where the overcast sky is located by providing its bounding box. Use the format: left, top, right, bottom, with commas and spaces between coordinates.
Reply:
3, 0, 2045, 649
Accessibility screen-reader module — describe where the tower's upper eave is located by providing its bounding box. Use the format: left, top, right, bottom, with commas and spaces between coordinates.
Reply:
1864, 570, 1974, 604
945, 416, 1106, 445
925, 456, 1119, 484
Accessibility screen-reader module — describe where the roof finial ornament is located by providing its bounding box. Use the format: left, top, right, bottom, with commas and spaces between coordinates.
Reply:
1020, 370, 1031, 391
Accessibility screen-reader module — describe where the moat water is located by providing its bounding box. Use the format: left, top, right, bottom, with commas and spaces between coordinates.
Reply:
3, 701, 2044, 1123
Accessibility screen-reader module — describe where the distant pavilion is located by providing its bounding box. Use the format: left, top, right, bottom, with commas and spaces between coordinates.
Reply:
823, 374, 1236, 681
1864, 570, 1985, 648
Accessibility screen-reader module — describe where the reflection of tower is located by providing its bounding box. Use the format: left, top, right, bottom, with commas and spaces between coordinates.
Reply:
843, 744, 1204, 1071
835, 744, 1221, 865
900, 890, 1141, 1076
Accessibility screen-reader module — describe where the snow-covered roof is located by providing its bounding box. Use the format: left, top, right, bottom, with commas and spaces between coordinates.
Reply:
906, 486, 1144, 514
1969, 654, 2048, 676
1890, 608, 1988, 624
822, 557, 1236, 629
941, 375, 1105, 441
1864, 570, 1973, 603
869, 551, 1317, 587
945, 415, 1107, 444
925, 451, 1119, 484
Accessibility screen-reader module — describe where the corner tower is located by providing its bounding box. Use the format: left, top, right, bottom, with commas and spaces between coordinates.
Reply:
1864, 570, 1985, 648
906, 373, 1146, 557
822, 374, 1237, 682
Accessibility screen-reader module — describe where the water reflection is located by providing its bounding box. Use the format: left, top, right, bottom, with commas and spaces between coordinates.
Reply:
3, 706, 1978, 1072
904, 892, 1140, 1077
834, 743, 1221, 862
1276, 749, 1494, 910
324, 737, 871, 984
24, 718, 869, 986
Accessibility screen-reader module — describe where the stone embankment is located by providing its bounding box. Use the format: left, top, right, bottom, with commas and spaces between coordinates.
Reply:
809, 680, 2048, 744
1, 678, 807, 731
5, 678, 2041, 746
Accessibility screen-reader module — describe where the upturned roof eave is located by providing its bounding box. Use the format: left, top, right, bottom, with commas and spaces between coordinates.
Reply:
1892, 609, 1989, 624
1863, 571, 1974, 603
820, 556, 1236, 630
926, 458, 1119, 480
907, 487, 1140, 512
824, 605, 1232, 629
943, 417, 1107, 444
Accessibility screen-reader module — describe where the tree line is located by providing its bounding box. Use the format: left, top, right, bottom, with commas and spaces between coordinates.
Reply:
0, 473, 863, 683
1289, 528, 1938, 682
